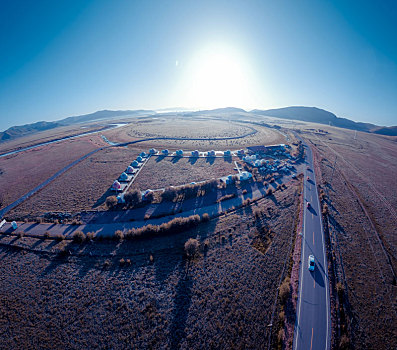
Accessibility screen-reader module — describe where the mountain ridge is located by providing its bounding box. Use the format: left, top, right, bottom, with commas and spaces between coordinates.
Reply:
251, 106, 379, 132
1, 106, 395, 142
0, 109, 155, 142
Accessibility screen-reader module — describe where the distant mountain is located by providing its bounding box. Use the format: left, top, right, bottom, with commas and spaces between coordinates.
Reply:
0, 109, 155, 143
59, 109, 154, 125
1, 106, 393, 143
372, 126, 397, 136
195, 107, 247, 114
251, 106, 377, 132
0, 121, 62, 142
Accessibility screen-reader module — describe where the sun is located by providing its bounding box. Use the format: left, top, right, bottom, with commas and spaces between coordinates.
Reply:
184, 46, 256, 109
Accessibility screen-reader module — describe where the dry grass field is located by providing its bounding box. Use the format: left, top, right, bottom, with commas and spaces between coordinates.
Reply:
101, 117, 286, 150
130, 156, 239, 190
0, 183, 300, 349
126, 118, 252, 139
303, 127, 397, 350
5, 147, 143, 218
0, 135, 107, 210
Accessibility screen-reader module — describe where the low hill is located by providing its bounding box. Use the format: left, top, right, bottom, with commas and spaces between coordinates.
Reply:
0, 109, 155, 143
59, 109, 154, 125
251, 106, 377, 132
372, 126, 397, 136
0, 121, 62, 142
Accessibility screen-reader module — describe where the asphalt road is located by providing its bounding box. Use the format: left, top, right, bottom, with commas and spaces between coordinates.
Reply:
293, 142, 331, 350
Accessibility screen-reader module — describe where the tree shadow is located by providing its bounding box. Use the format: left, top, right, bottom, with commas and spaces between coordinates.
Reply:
172, 156, 181, 164
155, 155, 166, 162
267, 193, 278, 205
40, 242, 74, 276
328, 214, 346, 236
169, 259, 193, 349
92, 188, 113, 209
188, 157, 198, 165
206, 156, 215, 165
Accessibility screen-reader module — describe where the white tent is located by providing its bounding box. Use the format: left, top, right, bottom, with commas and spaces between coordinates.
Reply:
112, 180, 122, 190
126, 166, 135, 174
119, 172, 129, 181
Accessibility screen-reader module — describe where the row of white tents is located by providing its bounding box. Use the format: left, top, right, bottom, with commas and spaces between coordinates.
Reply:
152, 149, 245, 158
111, 154, 149, 191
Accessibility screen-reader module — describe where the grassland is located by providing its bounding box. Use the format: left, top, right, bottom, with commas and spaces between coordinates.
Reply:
5, 146, 143, 219
102, 117, 286, 150
0, 182, 299, 349
0, 135, 106, 210
130, 156, 239, 191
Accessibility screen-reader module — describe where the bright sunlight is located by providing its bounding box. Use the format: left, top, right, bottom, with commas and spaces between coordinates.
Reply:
184, 45, 257, 109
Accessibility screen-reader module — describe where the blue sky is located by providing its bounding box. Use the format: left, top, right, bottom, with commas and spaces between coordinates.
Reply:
0, 0, 396, 131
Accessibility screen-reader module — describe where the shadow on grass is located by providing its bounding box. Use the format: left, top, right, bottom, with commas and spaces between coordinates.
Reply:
206, 156, 215, 165
40, 241, 74, 276
188, 157, 198, 165
172, 156, 181, 164
155, 155, 166, 162
92, 188, 114, 209
169, 259, 193, 349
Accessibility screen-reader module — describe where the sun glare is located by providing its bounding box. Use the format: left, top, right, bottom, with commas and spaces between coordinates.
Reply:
184, 46, 257, 109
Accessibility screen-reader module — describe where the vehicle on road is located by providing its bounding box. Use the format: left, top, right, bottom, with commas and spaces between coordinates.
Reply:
306, 176, 310, 181
307, 202, 311, 209
308, 255, 315, 271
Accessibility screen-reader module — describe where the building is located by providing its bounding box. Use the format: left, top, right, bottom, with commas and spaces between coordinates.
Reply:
111, 180, 122, 191
126, 166, 135, 174
131, 160, 139, 168
119, 172, 130, 182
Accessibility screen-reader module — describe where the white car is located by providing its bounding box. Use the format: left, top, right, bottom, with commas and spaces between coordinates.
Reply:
308, 255, 315, 271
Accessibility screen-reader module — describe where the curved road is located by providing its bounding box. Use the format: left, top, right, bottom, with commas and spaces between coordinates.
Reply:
293, 142, 331, 350
0, 129, 258, 218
